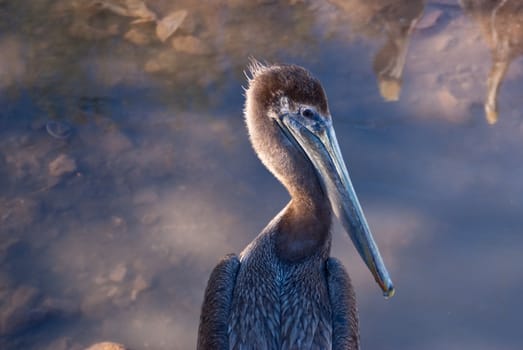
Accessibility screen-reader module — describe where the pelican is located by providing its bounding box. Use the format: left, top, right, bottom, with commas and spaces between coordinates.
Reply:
197, 62, 394, 350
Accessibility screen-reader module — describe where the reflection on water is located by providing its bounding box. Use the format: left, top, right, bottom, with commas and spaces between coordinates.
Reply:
0, 1, 522, 349
329, 0, 425, 101
461, 0, 523, 124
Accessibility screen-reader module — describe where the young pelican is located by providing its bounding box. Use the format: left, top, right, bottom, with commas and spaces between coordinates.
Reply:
198, 62, 394, 350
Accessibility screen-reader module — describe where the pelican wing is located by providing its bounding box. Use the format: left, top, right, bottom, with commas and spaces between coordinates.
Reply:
197, 254, 240, 350
326, 258, 360, 350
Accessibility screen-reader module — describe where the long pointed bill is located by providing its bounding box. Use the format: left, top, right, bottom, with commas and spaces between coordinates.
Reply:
277, 113, 395, 298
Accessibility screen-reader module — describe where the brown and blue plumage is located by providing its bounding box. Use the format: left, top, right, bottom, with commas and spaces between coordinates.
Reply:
198, 62, 394, 350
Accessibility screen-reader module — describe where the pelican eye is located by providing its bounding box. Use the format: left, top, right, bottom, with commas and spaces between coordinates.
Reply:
301, 108, 314, 118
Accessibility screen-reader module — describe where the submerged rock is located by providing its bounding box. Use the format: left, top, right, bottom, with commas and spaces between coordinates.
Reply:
124, 27, 151, 45
130, 274, 149, 300
48, 154, 77, 177
156, 9, 187, 42
85, 342, 128, 350
98, 129, 133, 155
171, 35, 211, 55
108, 263, 127, 283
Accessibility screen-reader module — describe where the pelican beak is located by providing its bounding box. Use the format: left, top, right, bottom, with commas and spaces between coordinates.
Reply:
277, 113, 395, 298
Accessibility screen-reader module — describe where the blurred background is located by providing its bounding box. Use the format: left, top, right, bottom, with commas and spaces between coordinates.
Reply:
1, 0, 522, 349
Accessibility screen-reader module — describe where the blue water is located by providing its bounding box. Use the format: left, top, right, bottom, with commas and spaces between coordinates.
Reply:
1, 0, 522, 349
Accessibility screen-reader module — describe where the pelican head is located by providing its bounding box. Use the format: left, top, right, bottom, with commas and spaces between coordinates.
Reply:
244, 61, 394, 297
